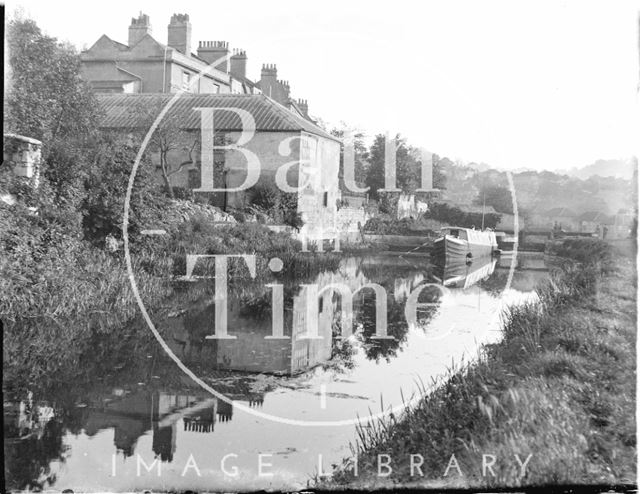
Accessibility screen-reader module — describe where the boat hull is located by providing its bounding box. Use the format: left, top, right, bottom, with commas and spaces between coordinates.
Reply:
432, 235, 496, 261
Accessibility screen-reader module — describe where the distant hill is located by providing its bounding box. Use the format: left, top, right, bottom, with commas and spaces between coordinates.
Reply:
559, 158, 637, 180
437, 160, 637, 218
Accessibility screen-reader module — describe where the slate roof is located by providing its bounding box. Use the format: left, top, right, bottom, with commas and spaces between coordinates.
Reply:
97, 93, 338, 141
578, 211, 614, 224
545, 207, 577, 218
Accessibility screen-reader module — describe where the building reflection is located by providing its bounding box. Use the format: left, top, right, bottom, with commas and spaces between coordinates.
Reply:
162, 258, 376, 375
64, 385, 262, 463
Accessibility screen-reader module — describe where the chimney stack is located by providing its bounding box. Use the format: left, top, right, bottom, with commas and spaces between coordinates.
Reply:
260, 64, 290, 104
230, 49, 248, 79
297, 98, 309, 117
167, 14, 192, 55
277, 79, 290, 104
128, 12, 151, 47
260, 63, 278, 80
197, 41, 230, 72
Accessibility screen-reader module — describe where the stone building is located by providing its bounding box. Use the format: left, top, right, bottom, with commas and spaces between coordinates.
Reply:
80, 10, 312, 120
2, 133, 42, 189
98, 93, 340, 241
257, 64, 312, 120
81, 13, 259, 95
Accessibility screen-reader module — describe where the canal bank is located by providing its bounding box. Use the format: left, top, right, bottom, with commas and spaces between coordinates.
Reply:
3, 251, 544, 492
329, 238, 636, 489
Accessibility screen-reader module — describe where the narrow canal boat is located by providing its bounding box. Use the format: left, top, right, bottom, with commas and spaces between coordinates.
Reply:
432, 226, 499, 262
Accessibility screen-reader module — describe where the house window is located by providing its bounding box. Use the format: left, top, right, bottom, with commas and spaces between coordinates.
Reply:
182, 71, 191, 91
323, 191, 328, 207
318, 297, 323, 313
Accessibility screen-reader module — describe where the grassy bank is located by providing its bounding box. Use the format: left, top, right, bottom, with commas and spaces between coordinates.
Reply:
330, 238, 636, 489
1, 202, 339, 394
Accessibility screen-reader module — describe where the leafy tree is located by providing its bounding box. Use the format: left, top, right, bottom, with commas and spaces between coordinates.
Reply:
425, 202, 501, 229
365, 134, 447, 201
474, 185, 514, 214
430, 153, 448, 191
82, 134, 167, 242
366, 134, 421, 199
5, 16, 100, 208
249, 182, 303, 230
330, 124, 369, 189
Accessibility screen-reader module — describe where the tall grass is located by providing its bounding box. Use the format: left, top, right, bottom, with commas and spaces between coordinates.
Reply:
2, 210, 342, 394
330, 238, 636, 488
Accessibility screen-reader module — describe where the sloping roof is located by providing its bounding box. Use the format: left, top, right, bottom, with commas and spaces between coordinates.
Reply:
578, 211, 613, 224
97, 93, 338, 141
545, 207, 577, 218
85, 34, 129, 53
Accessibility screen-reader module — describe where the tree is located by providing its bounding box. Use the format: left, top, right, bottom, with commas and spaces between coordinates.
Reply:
365, 134, 421, 199
248, 182, 303, 230
430, 153, 448, 191
5, 16, 100, 207
128, 100, 201, 199
330, 123, 369, 188
474, 185, 514, 214
82, 133, 167, 241
129, 99, 233, 201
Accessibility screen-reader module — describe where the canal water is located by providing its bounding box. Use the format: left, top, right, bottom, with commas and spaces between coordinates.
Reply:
4, 253, 548, 492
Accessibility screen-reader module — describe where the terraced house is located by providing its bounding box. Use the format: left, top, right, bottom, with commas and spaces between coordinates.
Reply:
98, 93, 341, 242
82, 12, 341, 243
80, 12, 313, 120
81, 12, 257, 95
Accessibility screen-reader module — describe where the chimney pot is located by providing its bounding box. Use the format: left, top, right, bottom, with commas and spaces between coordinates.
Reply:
230, 48, 248, 79
167, 13, 192, 55
128, 12, 152, 47
197, 40, 230, 72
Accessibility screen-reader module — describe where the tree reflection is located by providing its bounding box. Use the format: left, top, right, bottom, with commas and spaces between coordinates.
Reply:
4, 407, 68, 491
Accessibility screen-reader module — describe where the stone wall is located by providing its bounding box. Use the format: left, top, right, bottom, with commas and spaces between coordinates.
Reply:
3, 133, 42, 188
335, 206, 370, 242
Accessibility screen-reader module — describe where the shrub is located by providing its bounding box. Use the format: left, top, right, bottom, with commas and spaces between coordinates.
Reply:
424, 202, 502, 229
81, 134, 168, 243
363, 215, 444, 235
549, 238, 612, 267
248, 182, 303, 230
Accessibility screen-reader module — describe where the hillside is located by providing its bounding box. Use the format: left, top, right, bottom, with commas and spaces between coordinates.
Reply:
438, 160, 637, 217
560, 158, 637, 180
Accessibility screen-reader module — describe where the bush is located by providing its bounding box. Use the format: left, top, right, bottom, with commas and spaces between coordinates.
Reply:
549, 238, 612, 267
424, 202, 502, 229
248, 182, 303, 230
363, 214, 444, 236
81, 135, 168, 243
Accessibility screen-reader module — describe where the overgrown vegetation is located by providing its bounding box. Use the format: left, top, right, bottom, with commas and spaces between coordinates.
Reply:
425, 202, 502, 229
0, 16, 338, 393
247, 182, 304, 230
363, 214, 444, 236
330, 238, 636, 488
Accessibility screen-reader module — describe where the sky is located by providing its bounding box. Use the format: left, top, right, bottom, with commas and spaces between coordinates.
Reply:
6, 0, 640, 171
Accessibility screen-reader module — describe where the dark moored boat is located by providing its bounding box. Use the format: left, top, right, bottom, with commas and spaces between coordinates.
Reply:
432, 226, 498, 263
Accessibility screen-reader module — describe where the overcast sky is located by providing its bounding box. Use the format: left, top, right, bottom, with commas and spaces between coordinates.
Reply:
7, 0, 640, 171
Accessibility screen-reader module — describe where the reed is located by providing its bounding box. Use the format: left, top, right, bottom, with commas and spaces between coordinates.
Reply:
329, 238, 636, 488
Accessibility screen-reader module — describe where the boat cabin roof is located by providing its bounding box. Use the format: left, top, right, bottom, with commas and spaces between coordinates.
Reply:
441, 226, 471, 232
441, 226, 494, 232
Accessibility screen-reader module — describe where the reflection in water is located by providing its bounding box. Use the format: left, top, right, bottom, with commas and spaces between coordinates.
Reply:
3, 253, 547, 492
435, 257, 497, 288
